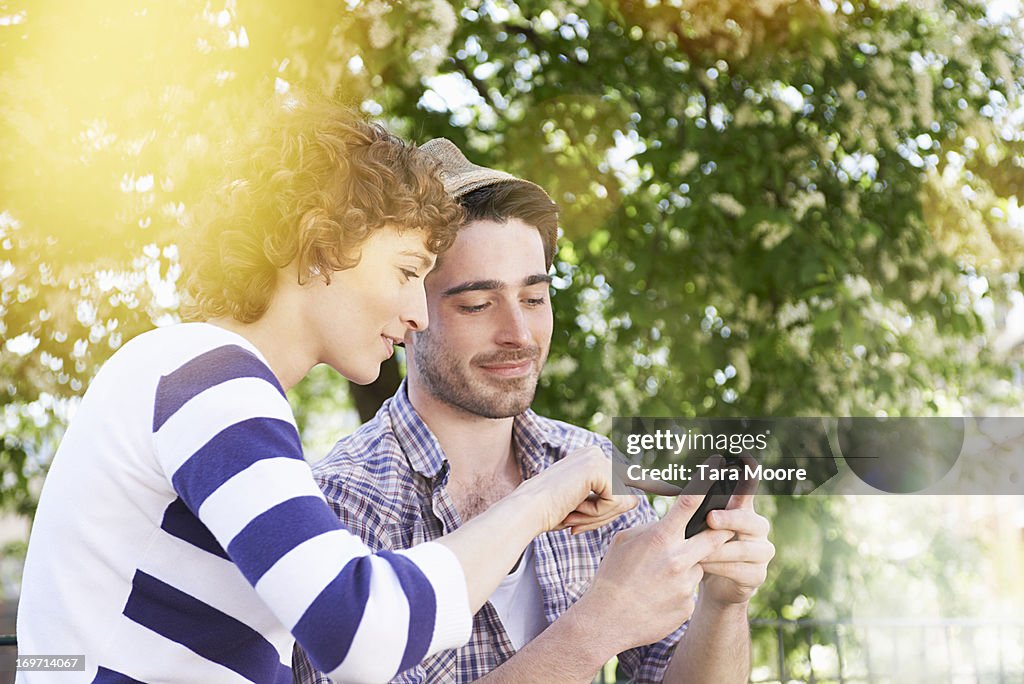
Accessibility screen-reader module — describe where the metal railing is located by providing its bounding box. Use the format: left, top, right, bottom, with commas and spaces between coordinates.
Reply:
589, 618, 1024, 684
748, 618, 1024, 684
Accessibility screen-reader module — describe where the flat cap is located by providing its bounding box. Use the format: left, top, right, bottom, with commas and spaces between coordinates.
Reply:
419, 138, 550, 200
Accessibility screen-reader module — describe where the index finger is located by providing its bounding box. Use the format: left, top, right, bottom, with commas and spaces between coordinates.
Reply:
706, 508, 770, 540
682, 527, 735, 562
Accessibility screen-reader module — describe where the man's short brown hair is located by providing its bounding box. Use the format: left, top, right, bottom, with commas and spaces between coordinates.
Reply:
457, 181, 559, 269
181, 96, 462, 323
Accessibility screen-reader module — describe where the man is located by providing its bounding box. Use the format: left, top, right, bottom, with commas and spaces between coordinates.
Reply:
294, 139, 774, 682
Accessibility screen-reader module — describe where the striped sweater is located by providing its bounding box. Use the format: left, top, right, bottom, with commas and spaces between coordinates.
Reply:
17, 323, 471, 683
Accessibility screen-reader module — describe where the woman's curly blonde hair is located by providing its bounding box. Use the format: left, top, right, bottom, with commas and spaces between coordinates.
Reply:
181, 96, 463, 323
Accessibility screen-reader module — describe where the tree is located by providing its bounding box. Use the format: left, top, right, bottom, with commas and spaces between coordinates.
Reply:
2, 0, 1022, 648
1, 0, 458, 511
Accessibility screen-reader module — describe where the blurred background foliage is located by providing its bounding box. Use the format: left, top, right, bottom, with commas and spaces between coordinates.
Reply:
2, 0, 1024, 667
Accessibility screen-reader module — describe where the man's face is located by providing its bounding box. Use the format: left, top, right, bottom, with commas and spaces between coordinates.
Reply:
407, 218, 553, 418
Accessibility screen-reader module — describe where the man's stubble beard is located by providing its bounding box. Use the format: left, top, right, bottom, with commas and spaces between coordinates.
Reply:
410, 328, 548, 419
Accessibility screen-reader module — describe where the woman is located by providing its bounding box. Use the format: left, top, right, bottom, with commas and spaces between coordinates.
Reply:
16, 97, 633, 683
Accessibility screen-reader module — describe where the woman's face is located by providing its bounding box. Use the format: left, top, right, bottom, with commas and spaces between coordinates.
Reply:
305, 225, 435, 384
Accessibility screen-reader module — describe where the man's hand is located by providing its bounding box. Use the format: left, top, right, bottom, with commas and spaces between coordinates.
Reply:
663, 484, 767, 684
568, 494, 734, 654
699, 490, 774, 606
439, 445, 642, 614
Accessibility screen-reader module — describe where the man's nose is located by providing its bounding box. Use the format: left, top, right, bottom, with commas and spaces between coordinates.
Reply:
495, 303, 531, 347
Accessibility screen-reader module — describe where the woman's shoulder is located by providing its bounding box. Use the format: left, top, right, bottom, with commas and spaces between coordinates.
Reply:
125, 321, 258, 354
111, 322, 269, 375
83, 323, 279, 412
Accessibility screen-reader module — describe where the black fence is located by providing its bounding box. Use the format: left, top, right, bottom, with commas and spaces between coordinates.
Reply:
590, 618, 1024, 684
750, 618, 1024, 684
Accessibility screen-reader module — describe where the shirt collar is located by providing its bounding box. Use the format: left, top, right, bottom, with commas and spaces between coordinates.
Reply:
389, 380, 558, 481
389, 380, 450, 480
511, 408, 555, 478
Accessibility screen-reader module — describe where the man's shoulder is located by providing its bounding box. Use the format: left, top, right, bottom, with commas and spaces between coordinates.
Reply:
525, 411, 611, 453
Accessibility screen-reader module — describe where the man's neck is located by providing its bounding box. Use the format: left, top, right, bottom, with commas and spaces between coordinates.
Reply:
407, 382, 519, 483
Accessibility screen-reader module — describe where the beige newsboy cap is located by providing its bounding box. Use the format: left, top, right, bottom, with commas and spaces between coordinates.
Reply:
419, 138, 551, 201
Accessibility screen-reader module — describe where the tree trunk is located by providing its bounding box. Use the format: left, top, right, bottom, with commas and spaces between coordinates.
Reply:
349, 355, 402, 423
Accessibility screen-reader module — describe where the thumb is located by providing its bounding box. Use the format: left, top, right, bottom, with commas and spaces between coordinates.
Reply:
658, 454, 726, 530
726, 453, 759, 510
658, 492, 707, 533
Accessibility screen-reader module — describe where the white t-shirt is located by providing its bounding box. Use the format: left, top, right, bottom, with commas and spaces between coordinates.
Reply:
487, 542, 549, 650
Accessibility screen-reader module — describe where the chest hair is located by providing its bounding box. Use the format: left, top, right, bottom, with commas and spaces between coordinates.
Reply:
448, 470, 520, 522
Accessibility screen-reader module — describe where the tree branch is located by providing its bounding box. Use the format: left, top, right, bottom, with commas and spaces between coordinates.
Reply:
501, 23, 545, 55
452, 57, 500, 111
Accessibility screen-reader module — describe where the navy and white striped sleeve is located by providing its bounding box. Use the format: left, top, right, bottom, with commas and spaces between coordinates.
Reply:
151, 346, 471, 682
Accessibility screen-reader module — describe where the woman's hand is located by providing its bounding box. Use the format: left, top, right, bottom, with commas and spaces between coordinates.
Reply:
513, 445, 638, 535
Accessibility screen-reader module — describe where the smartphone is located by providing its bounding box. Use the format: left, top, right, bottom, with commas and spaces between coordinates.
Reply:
684, 456, 743, 538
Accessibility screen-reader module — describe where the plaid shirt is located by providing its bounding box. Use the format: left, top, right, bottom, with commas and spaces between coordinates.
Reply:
293, 382, 685, 683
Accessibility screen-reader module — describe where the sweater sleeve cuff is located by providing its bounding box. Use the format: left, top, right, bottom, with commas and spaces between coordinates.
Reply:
397, 541, 473, 654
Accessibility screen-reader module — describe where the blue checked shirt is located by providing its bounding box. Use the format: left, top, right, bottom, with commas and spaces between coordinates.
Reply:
293, 382, 686, 683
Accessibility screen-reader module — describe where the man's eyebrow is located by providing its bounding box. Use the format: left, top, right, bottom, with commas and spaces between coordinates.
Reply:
399, 250, 433, 269
442, 279, 504, 296
442, 274, 553, 297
